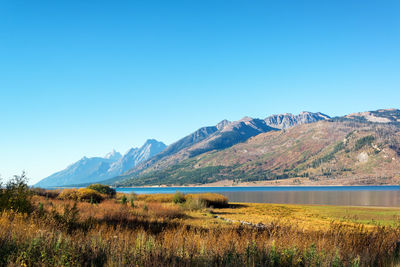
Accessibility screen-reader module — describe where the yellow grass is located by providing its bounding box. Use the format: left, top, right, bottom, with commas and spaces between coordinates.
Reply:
2, 191, 400, 266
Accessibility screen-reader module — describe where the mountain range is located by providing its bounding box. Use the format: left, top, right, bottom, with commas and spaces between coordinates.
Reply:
113, 112, 329, 181
35, 109, 400, 187
35, 139, 166, 187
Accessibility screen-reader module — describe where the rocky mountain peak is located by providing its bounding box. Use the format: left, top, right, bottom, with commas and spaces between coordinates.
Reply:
216, 119, 231, 130
104, 149, 122, 161
265, 112, 330, 130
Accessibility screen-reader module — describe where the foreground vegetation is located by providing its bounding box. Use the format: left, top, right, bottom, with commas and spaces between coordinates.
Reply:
1, 176, 400, 266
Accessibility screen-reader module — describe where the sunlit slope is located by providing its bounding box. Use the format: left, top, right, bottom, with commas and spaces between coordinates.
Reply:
117, 120, 400, 186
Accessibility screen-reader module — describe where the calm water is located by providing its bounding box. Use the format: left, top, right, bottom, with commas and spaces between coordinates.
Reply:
116, 186, 400, 207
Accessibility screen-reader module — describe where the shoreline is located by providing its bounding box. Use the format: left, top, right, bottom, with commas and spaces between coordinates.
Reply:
115, 181, 400, 188
43, 178, 400, 189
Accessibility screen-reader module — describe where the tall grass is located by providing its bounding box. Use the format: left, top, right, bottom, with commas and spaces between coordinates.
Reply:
2, 182, 400, 266
2, 195, 400, 266
136, 192, 228, 207
1, 209, 400, 266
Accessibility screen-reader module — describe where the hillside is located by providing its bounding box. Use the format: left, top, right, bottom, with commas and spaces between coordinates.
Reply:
115, 118, 400, 186
114, 112, 329, 182
265, 111, 330, 129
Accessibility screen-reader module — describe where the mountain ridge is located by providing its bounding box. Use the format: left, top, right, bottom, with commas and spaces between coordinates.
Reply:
113, 111, 329, 183
35, 139, 166, 187
114, 109, 400, 186
39, 109, 400, 187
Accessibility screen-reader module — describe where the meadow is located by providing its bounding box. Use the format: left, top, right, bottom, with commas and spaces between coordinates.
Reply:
1, 177, 400, 266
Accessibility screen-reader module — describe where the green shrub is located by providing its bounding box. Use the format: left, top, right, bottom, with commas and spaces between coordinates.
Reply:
87, 184, 116, 198
173, 191, 185, 204
0, 172, 33, 214
121, 195, 127, 205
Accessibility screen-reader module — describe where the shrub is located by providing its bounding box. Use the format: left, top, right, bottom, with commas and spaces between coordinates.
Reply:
76, 188, 104, 203
58, 189, 79, 201
121, 195, 127, 205
50, 203, 80, 232
0, 172, 33, 214
173, 191, 185, 204
87, 184, 116, 198
58, 188, 104, 203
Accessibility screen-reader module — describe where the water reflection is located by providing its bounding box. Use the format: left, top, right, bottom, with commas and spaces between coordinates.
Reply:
116, 186, 400, 207
221, 190, 400, 207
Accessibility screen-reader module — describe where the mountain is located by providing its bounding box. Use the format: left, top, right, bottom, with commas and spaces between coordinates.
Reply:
265, 111, 330, 129
342, 109, 400, 124
35, 155, 119, 188
106, 139, 166, 177
114, 109, 400, 186
35, 139, 166, 187
116, 117, 278, 180
113, 112, 330, 183
104, 150, 122, 161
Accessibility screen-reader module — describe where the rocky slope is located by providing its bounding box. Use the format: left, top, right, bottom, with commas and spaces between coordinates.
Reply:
265, 111, 330, 129
35, 139, 166, 187
113, 112, 330, 183
343, 109, 400, 124
115, 109, 400, 186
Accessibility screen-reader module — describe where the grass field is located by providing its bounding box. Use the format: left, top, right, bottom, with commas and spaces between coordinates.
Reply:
213, 203, 400, 229
2, 182, 400, 266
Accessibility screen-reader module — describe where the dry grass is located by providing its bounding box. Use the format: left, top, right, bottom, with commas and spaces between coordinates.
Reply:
2, 193, 400, 266
136, 193, 176, 203
136, 192, 228, 208
186, 193, 228, 207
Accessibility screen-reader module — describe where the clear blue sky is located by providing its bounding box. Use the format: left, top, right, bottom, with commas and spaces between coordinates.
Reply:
1, 0, 399, 184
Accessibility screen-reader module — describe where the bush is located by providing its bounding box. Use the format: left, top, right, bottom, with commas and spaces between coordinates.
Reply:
58, 189, 79, 201
76, 188, 104, 203
87, 184, 116, 198
121, 195, 127, 205
58, 188, 104, 203
50, 202, 80, 232
0, 172, 33, 214
173, 191, 185, 204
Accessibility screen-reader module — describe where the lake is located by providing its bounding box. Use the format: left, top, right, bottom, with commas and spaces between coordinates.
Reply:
116, 186, 400, 207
